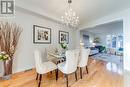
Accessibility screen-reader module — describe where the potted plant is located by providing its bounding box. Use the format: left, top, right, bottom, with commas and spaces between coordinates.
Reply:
0, 52, 10, 61
0, 22, 22, 80
0, 52, 10, 79
93, 37, 100, 43
60, 43, 68, 54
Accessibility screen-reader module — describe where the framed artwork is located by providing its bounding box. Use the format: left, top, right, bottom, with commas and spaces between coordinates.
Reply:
33, 25, 51, 44
59, 30, 69, 44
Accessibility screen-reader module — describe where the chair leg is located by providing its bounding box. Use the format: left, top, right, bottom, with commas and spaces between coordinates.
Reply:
75, 71, 77, 81
38, 74, 42, 87
80, 67, 82, 79
50, 71, 53, 74
36, 73, 39, 80
65, 74, 68, 87
55, 69, 58, 81
86, 66, 89, 74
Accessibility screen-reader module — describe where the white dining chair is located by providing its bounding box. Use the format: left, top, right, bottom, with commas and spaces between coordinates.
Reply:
57, 50, 79, 87
78, 48, 90, 79
34, 50, 58, 87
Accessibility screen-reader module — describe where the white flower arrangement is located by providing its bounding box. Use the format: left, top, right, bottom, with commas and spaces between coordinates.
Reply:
0, 51, 10, 61
60, 43, 68, 50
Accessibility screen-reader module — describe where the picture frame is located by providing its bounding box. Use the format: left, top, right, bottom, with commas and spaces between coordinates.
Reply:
59, 30, 69, 44
33, 25, 51, 44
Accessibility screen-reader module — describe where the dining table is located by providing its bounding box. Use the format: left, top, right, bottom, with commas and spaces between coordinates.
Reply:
48, 53, 66, 63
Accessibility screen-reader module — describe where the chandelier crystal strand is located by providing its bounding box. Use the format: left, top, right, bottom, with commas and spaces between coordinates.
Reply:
61, 0, 79, 28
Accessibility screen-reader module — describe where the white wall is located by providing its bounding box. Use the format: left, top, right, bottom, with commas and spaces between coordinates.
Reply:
80, 31, 95, 47
123, 9, 130, 71
0, 8, 76, 77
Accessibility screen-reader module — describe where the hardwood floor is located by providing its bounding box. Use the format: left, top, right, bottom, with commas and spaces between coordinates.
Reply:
0, 59, 123, 87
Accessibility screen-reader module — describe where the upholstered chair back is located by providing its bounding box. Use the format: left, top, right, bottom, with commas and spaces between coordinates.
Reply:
34, 50, 43, 74
78, 48, 90, 67
64, 50, 79, 74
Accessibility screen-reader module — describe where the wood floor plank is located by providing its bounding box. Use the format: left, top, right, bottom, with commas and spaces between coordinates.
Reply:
0, 59, 123, 87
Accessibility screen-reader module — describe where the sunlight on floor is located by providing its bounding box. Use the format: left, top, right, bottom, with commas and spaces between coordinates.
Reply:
106, 62, 123, 75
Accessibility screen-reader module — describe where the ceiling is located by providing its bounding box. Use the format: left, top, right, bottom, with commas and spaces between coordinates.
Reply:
82, 21, 123, 34
17, 0, 130, 28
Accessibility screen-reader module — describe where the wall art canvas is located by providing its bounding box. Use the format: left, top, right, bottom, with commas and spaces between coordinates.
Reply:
33, 25, 51, 44
59, 30, 69, 44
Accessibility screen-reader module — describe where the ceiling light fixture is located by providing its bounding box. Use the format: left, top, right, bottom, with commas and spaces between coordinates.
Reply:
61, 0, 79, 28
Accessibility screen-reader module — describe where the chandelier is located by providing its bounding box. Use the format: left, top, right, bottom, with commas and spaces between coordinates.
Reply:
61, 0, 79, 28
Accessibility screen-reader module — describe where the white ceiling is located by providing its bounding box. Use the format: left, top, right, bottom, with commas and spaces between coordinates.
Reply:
17, 0, 130, 28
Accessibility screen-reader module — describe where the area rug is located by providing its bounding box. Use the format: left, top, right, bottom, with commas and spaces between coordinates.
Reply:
90, 53, 123, 67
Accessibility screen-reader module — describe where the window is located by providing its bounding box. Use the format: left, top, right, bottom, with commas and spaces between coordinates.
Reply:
117, 36, 123, 48
106, 35, 111, 48
112, 35, 116, 48
106, 35, 123, 49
